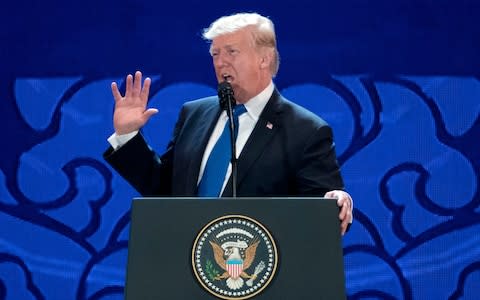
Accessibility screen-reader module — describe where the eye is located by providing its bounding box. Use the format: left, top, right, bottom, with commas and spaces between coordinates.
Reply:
228, 49, 238, 55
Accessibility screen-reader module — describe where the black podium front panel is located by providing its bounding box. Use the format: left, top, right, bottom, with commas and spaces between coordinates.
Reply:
125, 197, 346, 300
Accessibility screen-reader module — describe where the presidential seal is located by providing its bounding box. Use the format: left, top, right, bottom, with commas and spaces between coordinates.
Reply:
192, 215, 278, 299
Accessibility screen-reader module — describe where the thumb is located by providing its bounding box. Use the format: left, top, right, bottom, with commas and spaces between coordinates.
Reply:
324, 190, 338, 198
142, 108, 159, 122
144, 108, 159, 117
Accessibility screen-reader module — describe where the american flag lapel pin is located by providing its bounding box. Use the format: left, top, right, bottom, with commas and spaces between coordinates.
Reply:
266, 122, 273, 130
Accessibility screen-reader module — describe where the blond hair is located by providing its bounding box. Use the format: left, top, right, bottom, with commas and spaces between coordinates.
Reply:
203, 13, 280, 76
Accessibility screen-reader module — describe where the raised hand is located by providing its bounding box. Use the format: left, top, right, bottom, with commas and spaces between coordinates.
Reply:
111, 71, 158, 135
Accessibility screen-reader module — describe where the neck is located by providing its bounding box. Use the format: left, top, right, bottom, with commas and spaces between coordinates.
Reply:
235, 79, 272, 104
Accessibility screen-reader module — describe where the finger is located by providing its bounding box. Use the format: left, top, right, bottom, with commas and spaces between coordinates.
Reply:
133, 71, 142, 96
336, 196, 345, 207
347, 210, 353, 224
340, 219, 348, 235
141, 77, 152, 102
336, 193, 352, 209
125, 74, 133, 99
338, 203, 348, 221
111, 82, 123, 102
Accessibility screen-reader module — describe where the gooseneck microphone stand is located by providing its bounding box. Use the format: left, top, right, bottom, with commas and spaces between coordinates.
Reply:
217, 79, 238, 197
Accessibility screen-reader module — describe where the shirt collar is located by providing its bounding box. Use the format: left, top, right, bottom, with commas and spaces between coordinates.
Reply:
242, 80, 274, 122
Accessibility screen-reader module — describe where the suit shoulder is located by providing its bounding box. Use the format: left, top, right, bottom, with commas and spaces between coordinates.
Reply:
176, 96, 220, 124
279, 96, 330, 129
182, 96, 218, 111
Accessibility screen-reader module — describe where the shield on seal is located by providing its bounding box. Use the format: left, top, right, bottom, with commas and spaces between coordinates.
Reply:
226, 259, 244, 279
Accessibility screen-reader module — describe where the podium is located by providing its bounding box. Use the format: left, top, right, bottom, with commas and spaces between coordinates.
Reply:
125, 197, 346, 299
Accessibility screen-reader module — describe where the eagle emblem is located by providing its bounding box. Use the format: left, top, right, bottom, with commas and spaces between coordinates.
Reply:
210, 239, 262, 290
192, 215, 278, 300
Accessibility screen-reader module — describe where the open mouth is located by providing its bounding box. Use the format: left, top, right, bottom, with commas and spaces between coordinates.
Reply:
222, 74, 233, 82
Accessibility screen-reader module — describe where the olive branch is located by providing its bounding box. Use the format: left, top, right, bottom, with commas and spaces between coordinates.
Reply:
205, 259, 220, 281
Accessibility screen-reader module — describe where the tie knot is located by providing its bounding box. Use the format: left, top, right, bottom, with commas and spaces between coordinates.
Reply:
233, 104, 247, 118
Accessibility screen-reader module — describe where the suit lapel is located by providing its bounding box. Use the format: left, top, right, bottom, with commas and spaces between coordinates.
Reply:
222, 89, 284, 196
183, 100, 222, 195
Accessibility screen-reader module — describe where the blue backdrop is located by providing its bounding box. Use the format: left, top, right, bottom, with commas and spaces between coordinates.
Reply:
1, 1, 479, 299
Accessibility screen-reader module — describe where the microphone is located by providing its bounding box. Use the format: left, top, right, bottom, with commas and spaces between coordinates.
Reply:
217, 78, 238, 197
218, 80, 235, 112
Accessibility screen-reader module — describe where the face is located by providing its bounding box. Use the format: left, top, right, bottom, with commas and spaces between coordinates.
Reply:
210, 28, 272, 103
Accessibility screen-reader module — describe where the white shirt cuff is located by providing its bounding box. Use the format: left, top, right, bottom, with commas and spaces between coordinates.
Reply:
107, 131, 138, 150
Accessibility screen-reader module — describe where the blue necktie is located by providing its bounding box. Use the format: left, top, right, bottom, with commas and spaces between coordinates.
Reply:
197, 104, 247, 197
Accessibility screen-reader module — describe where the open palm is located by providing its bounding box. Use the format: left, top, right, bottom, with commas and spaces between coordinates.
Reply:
111, 71, 158, 134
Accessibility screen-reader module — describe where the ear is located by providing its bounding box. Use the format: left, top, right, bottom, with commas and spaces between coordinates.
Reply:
259, 48, 273, 70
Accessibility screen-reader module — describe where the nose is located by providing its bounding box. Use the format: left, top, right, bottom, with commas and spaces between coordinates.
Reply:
213, 51, 230, 68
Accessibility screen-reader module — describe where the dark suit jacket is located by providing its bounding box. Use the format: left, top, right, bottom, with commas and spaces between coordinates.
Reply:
104, 89, 344, 197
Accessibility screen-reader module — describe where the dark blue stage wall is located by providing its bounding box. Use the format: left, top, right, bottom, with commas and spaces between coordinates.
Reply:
1, 1, 479, 299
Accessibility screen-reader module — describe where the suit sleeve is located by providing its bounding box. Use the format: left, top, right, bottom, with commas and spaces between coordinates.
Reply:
103, 106, 187, 196
295, 124, 345, 195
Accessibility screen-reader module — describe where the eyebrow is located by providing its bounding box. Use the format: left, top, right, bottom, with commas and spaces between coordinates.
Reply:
212, 43, 240, 50
210, 44, 238, 55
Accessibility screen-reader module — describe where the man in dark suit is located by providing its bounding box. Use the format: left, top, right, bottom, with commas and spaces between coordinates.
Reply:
104, 13, 353, 234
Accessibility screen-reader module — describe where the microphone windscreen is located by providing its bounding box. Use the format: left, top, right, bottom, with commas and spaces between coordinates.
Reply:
217, 81, 235, 111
